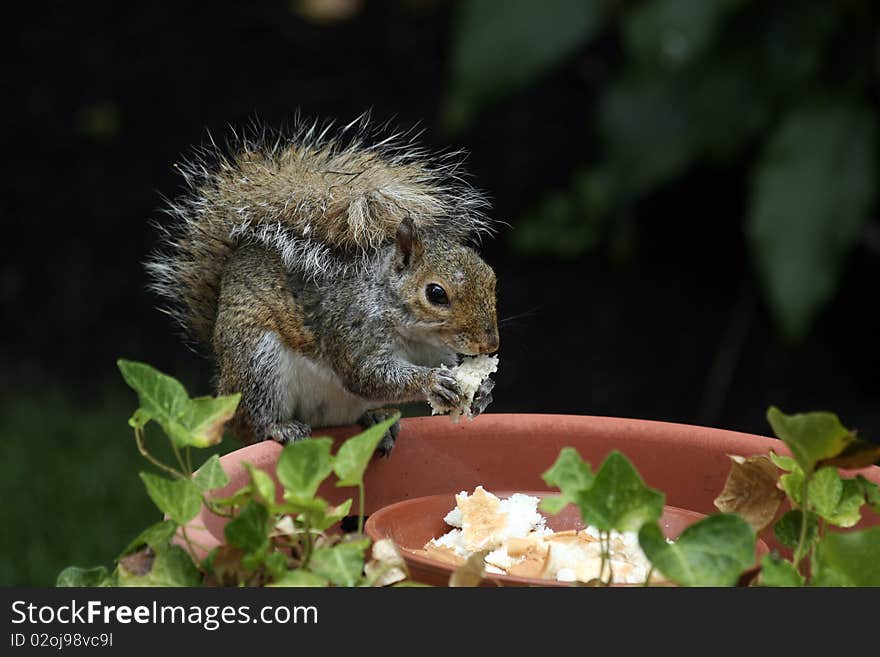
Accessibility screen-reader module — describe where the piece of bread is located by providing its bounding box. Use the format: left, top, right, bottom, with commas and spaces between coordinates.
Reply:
428, 355, 498, 421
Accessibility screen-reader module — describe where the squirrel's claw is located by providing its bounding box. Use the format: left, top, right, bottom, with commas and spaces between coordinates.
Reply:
469, 377, 495, 418
427, 370, 464, 411
359, 408, 401, 457
263, 420, 312, 445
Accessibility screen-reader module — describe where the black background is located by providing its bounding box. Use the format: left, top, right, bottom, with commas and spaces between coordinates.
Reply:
5, 0, 879, 437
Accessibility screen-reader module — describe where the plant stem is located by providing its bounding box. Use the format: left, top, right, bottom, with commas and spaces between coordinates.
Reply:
203, 499, 235, 518
134, 427, 184, 479
357, 483, 366, 535
794, 474, 811, 568
301, 520, 314, 568
170, 442, 188, 475
599, 531, 608, 585
180, 526, 200, 562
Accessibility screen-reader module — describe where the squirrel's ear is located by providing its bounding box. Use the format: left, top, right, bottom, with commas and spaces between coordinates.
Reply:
394, 216, 423, 270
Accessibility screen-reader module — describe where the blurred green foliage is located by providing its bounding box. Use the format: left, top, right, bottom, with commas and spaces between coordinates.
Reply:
0, 384, 233, 586
446, 0, 878, 341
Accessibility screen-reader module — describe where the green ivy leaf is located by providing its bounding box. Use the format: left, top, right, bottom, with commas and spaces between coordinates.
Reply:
308, 499, 353, 533
308, 540, 369, 587
768, 451, 798, 472
244, 463, 277, 507
639, 514, 756, 587
224, 500, 270, 555
808, 467, 842, 518
175, 394, 240, 448
779, 469, 805, 506
539, 495, 569, 515
56, 565, 114, 587
812, 526, 880, 586
575, 451, 664, 532
334, 414, 399, 488
139, 473, 202, 525
128, 408, 152, 430
747, 102, 877, 341
540, 447, 595, 513
766, 407, 854, 473
119, 519, 178, 557
117, 545, 201, 587
260, 550, 289, 579
119, 359, 188, 434
773, 509, 818, 551
281, 492, 329, 515
276, 437, 334, 499
268, 570, 329, 587
758, 554, 804, 587
281, 495, 352, 533
856, 476, 880, 513
118, 359, 239, 449
193, 454, 230, 492
823, 478, 864, 528
444, 0, 609, 132
210, 485, 253, 510
241, 551, 264, 573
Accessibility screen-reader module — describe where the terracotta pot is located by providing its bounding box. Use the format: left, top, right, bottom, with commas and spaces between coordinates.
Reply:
185, 414, 880, 565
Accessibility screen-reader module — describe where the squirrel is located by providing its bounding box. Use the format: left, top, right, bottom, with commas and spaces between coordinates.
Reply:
147, 117, 500, 454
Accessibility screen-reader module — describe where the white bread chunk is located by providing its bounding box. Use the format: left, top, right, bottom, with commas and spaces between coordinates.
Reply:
430, 486, 546, 555
428, 355, 499, 421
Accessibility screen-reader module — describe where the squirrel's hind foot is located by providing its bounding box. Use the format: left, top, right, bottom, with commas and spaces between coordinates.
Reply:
263, 420, 312, 445
358, 408, 401, 457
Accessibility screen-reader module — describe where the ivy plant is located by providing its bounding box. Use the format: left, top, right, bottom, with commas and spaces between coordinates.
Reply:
57, 360, 407, 588
539, 449, 755, 586
538, 407, 879, 587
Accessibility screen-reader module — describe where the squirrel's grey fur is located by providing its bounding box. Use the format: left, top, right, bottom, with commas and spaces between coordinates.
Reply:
147, 115, 499, 452
147, 115, 493, 345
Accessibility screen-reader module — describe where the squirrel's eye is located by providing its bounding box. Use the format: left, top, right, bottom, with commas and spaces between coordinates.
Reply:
425, 283, 449, 306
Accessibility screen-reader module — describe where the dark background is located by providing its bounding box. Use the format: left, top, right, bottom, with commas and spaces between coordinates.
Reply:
2, 0, 878, 585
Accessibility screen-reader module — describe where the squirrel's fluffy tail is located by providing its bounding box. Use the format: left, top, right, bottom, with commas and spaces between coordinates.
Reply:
147, 115, 493, 347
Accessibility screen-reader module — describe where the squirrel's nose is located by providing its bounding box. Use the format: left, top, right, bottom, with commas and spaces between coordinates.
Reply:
481, 326, 499, 353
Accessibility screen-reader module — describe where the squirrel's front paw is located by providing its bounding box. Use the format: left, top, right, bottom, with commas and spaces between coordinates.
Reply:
358, 408, 401, 457
469, 377, 495, 418
261, 420, 311, 445
425, 369, 464, 413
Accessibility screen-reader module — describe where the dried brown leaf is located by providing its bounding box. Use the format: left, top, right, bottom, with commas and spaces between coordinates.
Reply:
210, 545, 259, 587
118, 547, 154, 577
816, 439, 880, 470
714, 454, 785, 533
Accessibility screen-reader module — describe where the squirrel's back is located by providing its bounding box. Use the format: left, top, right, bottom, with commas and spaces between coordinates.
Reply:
147, 116, 493, 345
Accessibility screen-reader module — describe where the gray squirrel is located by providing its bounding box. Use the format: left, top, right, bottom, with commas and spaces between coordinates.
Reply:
148, 118, 499, 454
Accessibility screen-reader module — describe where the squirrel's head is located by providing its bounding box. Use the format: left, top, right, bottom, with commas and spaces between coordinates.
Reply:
391, 216, 499, 356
